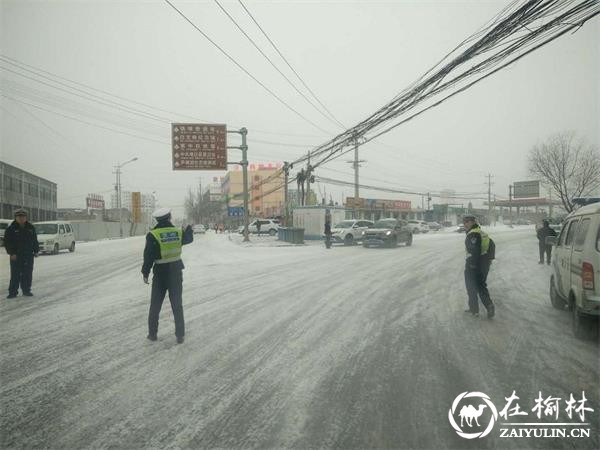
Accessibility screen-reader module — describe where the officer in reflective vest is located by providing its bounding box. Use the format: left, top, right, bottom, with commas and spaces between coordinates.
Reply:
142, 208, 193, 343
463, 215, 495, 318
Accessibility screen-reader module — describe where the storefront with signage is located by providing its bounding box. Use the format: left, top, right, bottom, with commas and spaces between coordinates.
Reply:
344, 197, 423, 221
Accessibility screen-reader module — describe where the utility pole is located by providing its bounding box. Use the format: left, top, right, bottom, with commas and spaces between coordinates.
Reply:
346, 134, 366, 219
486, 173, 493, 226
305, 151, 313, 206
114, 157, 138, 238
283, 161, 290, 226
509, 184, 513, 227
227, 128, 250, 242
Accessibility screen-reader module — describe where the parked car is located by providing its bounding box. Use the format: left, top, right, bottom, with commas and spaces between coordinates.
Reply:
0, 219, 11, 247
515, 218, 532, 225
362, 218, 413, 248
547, 199, 600, 339
239, 219, 280, 236
426, 221, 442, 231
408, 220, 429, 234
35, 221, 76, 254
192, 224, 206, 234
326, 219, 373, 245
455, 224, 466, 233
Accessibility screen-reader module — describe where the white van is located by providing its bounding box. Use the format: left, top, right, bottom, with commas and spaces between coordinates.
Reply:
0, 219, 12, 247
548, 199, 600, 339
35, 221, 76, 254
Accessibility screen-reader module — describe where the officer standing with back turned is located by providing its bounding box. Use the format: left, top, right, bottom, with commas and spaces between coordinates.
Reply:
463, 214, 495, 319
142, 208, 193, 343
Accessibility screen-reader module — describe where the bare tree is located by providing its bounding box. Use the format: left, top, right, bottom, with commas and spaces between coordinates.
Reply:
528, 132, 600, 213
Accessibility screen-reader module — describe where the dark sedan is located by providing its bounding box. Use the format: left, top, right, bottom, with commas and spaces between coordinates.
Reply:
362, 218, 413, 248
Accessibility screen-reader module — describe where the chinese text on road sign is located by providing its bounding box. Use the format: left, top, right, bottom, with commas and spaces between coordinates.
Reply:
172, 123, 227, 170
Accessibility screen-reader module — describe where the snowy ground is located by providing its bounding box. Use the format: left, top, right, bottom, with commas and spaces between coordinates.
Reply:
0, 227, 598, 449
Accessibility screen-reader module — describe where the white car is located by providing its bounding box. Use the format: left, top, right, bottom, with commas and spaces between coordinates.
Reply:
240, 219, 280, 236
192, 224, 206, 234
35, 221, 76, 254
548, 198, 600, 339
408, 220, 429, 234
327, 219, 373, 245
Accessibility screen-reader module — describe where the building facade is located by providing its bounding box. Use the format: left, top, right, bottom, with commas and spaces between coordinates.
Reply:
222, 165, 285, 217
0, 161, 57, 221
110, 190, 156, 223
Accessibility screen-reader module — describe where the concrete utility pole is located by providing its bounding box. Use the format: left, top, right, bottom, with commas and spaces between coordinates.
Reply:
114, 157, 138, 238
486, 173, 494, 226
227, 128, 250, 242
305, 152, 312, 206
283, 161, 290, 226
509, 184, 513, 227
346, 134, 366, 219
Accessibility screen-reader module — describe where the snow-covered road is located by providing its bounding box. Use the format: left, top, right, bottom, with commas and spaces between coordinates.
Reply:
1, 228, 598, 449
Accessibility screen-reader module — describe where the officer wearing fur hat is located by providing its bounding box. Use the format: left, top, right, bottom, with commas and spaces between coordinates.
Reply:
463, 214, 495, 318
142, 208, 193, 343
4, 209, 39, 299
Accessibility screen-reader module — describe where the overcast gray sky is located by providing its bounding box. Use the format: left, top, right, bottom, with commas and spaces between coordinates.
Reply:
1, 0, 598, 217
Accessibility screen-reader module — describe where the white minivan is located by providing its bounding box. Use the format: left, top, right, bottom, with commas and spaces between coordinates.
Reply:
35, 221, 76, 254
0, 219, 12, 247
548, 199, 600, 339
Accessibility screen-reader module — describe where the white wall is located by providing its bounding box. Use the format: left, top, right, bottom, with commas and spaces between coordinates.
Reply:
71, 221, 148, 241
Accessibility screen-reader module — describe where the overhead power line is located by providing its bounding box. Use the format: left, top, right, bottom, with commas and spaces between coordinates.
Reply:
0, 54, 328, 139
237, 0, 346, 129
213, 0, 340, 130
162, 0, 332, 135
243, 1, 599, 198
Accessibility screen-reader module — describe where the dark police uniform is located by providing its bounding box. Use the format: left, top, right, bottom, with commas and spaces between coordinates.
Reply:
536, 221, 557, 265
324, 211, 332, 249
464, 223, 495, 317
4, 216, 39, 297
142, 215, 193, 342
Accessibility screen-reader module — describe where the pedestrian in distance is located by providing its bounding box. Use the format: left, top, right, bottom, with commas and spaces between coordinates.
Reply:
142, 208, 193, 344
536, 219, 557, 265
324, 209, 332, 249
462, 215, 495, 319
256, 220, 261, 236
4, 209, 39, 299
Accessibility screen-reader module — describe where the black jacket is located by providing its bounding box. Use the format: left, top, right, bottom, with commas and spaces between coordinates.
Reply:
465, 224, 486, 270
536, 225, 557, 242
141, 221, 193, 277
4, 221, 39, 257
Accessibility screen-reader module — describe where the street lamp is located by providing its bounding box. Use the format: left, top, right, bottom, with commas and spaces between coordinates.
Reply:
115, 157, 139, 238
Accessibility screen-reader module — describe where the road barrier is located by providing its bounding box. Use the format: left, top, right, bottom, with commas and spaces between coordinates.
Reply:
277, 227, 304, 244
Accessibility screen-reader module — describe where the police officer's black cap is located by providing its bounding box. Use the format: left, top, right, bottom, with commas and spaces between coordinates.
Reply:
14, 208, 28, 217
462, 214, 477, 222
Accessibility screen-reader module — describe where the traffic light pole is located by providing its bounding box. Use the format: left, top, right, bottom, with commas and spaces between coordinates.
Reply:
227, 127, 250, 242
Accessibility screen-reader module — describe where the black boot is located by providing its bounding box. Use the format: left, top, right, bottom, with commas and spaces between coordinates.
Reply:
23, 292, 33, 297
6, 293, 17, 299
147, 334, 157, 341
176, 336, 184, 344
487, 304, 495, 319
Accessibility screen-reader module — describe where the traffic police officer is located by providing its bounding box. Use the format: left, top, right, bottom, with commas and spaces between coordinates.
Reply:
463, 215, 495, 318
142, 208, 193, 343
4, 209, 39, 298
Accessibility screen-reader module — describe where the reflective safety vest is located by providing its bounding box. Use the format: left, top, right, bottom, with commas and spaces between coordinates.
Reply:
466, 227, 490, 256
150, 227, 183, 264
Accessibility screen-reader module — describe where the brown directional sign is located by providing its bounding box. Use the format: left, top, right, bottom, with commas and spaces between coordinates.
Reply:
172, 123, 227, 170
